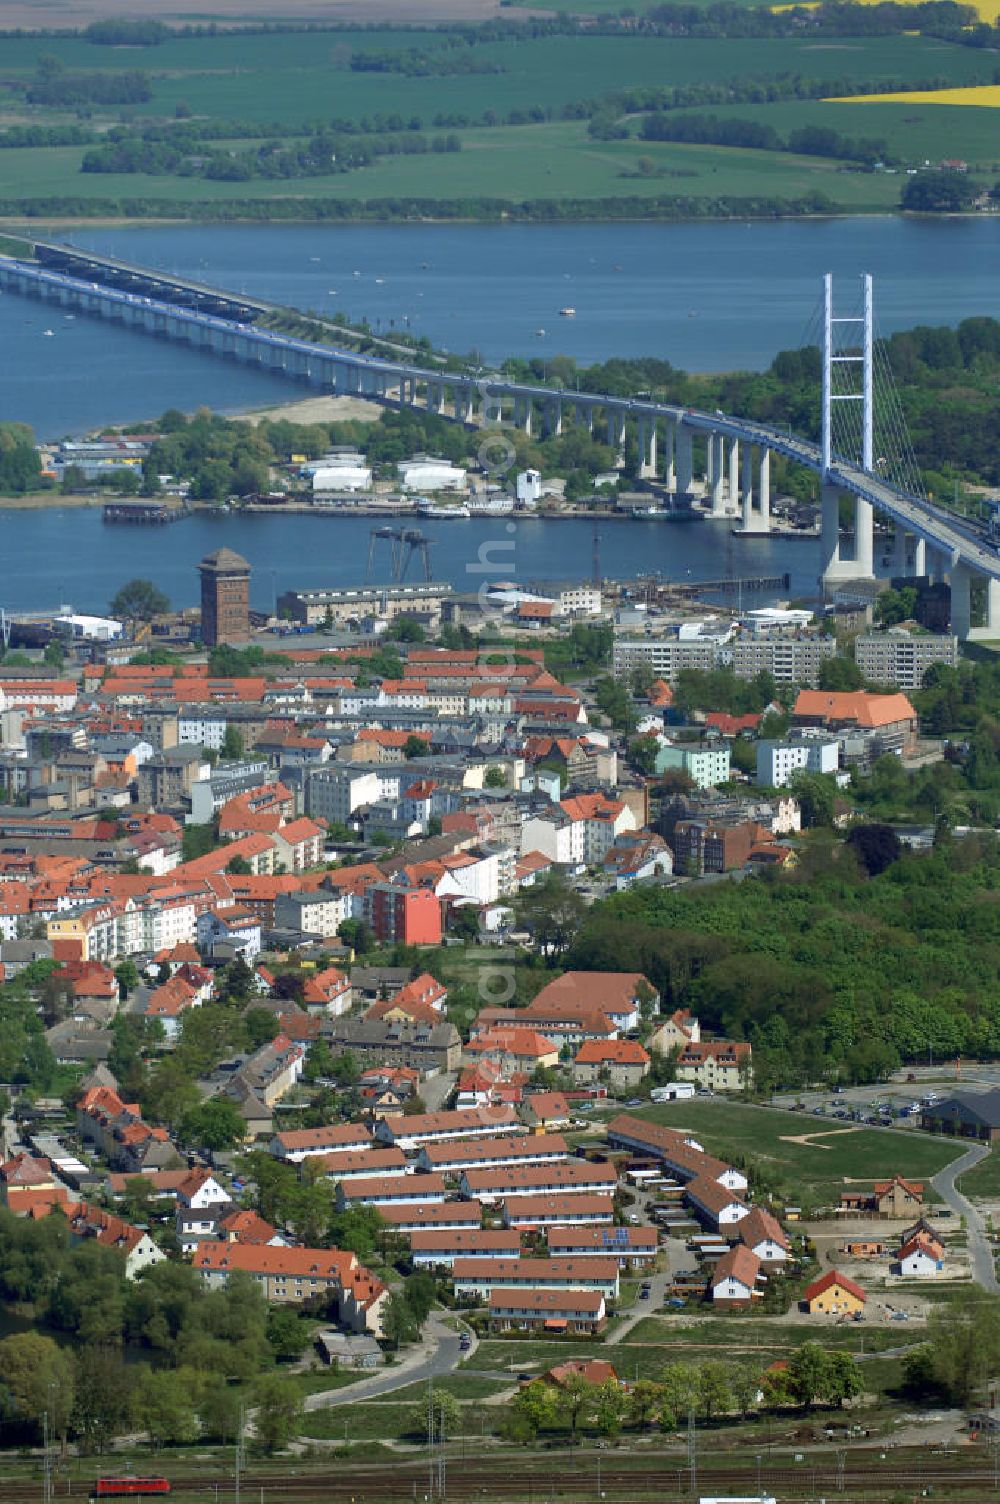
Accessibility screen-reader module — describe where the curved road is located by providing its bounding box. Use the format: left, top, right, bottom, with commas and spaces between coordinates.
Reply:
931, 1143, 998, 1292
304, 1313, 466, 1412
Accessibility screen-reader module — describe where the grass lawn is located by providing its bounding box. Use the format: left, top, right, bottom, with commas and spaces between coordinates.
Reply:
288, 1369, 370, 1397
380, 1376, 517, 1402
619, 1316, 907, 1356
957, 1149, 1000, 1200
466, 1321, 917, 1387
626, 1101, 964, 1205
301, 1403, 422, 1441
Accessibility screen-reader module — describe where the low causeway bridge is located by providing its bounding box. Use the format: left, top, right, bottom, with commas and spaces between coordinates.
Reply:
2, 251, 997, 640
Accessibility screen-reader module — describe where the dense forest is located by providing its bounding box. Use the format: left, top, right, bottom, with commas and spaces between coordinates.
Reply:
569, 833, 1000, 1091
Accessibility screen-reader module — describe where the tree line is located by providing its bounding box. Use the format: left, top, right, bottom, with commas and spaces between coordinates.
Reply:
639, 112, 890, 167
25, 57, 151, 107
505, 1345, 862, 1445
81, 129, 461, 182
0, 190, 837, 223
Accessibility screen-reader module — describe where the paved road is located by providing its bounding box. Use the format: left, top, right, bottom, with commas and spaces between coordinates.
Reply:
303, 1313, 468, 1411
608, 1269, 670, 1344
931, 1143, 998, 1292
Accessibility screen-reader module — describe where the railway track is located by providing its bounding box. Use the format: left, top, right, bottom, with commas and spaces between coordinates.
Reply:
5, 1449, 995, 1503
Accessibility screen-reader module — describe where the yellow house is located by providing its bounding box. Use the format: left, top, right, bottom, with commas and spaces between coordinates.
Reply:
803, 1270, 866, 1316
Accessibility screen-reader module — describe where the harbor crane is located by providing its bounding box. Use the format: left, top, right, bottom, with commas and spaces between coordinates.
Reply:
366, 526, 433, 584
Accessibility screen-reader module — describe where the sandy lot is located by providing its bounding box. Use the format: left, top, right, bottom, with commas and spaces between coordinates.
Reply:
239, 395, 381, 426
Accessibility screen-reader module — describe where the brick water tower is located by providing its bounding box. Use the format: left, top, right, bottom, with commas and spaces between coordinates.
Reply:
198, 547, 251, 646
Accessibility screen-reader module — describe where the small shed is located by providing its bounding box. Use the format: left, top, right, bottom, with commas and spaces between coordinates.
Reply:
316, 1330, 384, 1369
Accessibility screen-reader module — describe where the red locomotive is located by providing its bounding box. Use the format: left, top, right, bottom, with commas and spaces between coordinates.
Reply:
93, 1478, 171, 1497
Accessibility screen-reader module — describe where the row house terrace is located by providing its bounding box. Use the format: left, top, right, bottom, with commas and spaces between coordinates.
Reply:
271, 1122, 372, 1163
376, 1200, 483, 1234
606, 1115, 749, 1192
488, 1288, 606, 1336
410, 1228, 522, 1268
460, 1159, 618, 1204
336, 1172, 447, 1210
500, 1193, 615, 1230
314, 1146, 409, 1184
546, 1224, 658, 1268
452, 1256, 621, 1302
226, 1033, 305, 1110
415, 1133, 569, 1177
374, 1105, 523, 1152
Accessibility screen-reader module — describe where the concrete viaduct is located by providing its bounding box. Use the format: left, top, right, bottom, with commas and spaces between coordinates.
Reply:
2, 252, 997, 641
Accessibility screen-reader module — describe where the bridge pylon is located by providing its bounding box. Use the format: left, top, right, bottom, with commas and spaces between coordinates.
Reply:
820, 272, 876, 591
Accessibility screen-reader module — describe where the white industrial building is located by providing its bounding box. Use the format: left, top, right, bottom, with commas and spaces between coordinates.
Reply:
398, 457, 467, 492
54, 613, 123, 641
308, 452, 372, 492
516, 469, 542, 505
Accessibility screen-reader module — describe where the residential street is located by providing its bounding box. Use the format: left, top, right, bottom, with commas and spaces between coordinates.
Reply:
931, 1143, 997, 1292
304, 1312, 468, 1410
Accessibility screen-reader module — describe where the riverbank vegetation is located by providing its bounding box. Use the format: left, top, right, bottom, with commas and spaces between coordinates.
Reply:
0, 16, 994, 220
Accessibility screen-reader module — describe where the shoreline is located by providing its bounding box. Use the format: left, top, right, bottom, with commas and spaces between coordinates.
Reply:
0, 493, 105, 510
0, 209, 906, 232
1, 210, 990, 232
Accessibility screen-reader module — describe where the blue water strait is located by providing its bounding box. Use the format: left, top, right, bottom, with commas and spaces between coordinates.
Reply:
0, 216, 995, 613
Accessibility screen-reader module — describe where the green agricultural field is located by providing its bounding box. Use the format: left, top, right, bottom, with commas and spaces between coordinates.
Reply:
677, 97, 1000, 170
0, 30, 991, 129
0, 26, 991, 217
628, 1101, 964, 1205
0, 122, 905, 210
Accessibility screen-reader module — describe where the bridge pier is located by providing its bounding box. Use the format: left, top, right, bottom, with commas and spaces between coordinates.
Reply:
821, 485, 876, 588
546, 401, 563, 438
947, 564, 999, 642
675, 425, 693, 497
727, 439, 740, 512
662, 420, 676, 492
482, 391, 503, 425
707, 435, 724, 514
638, 418, 657, 479
891, 529, 928, 579
739, 446, 771, 534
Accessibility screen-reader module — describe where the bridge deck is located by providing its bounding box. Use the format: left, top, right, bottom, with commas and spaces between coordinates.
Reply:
3, 249, 998, 592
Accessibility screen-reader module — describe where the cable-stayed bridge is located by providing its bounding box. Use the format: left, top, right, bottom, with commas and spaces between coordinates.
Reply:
1, 249, 996, 640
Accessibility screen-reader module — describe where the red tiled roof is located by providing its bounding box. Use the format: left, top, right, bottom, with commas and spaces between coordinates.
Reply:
803, 1269, 866, 1303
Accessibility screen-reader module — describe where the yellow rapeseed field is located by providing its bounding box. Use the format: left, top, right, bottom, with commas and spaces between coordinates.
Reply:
825, 84, 1000, 106
774, 0, 999, 16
